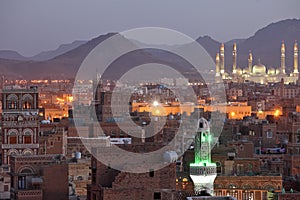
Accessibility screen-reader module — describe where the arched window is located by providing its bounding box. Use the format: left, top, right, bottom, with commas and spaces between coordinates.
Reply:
226, 184, 238, 198
8, 129, 18, 144
243, 184, 254, 199
20, 168, 33, 174
23, 129, 33, 144
182, 177, 189, 190
228, 184, 237, 189
7, 149, 19, 164
22, 94, 33, 109
18, 167, 34, 190
216, 162, 222, 174
242, 190, 254, 200
264, 185, 274, 191
7, 94, 18, 109
22, 149, 33, 156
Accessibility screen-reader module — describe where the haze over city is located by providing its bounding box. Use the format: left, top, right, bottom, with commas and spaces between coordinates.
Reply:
1, 0, 300, 56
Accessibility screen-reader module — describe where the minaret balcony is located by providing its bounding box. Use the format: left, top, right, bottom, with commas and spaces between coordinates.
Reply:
190, 164, 216, 176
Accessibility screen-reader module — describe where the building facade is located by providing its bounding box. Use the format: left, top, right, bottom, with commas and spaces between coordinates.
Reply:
9, 154, 68, 200
1, 87, 39, 165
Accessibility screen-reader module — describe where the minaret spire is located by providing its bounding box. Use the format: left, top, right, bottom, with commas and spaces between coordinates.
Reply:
281, 41, 286, 74
220, 43, 225, 74
190, 118, 217, 195
215, 53, 220, 77
294, 40, 298, 74
248, 50, 253, 74
232, 43, 237, 74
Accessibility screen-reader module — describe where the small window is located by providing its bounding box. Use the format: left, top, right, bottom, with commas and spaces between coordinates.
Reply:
149, 169, 154, 177
24, 136, 31, 144
216, 162, 222, 174
239, 145, 244, 151
153, 192, 161, 199
4, 185, 9, 192
199, 122, 203, 128
267, 130, 273, 138
9, 136, 17, 144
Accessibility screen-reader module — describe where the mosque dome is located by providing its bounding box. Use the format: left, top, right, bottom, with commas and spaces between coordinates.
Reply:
252, 62, 266, 75
276, 69, 281, 75
236, 68, 243, 75
268, 67, 276, 75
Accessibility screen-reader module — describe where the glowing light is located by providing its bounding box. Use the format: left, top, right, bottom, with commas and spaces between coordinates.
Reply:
153, 100, 159, 107
67, 96, 73, 102
230, 112, 235, 117
155, 109, 160, 115
274, 109, 280, 117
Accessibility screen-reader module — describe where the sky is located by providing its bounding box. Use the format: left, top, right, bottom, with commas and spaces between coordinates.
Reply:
1, 0, 300, 57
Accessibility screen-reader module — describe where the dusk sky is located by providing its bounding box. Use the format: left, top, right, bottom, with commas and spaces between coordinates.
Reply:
1, 0, 300, 57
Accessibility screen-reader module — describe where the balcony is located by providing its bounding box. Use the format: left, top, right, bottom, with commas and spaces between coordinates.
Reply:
190, 165, 217, 176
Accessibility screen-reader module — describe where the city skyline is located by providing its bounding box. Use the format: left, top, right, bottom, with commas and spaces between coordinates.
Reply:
1, 1, 300, 199
1, 0, 300, 56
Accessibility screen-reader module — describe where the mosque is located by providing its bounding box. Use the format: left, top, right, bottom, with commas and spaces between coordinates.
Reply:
215, 41, 299, 84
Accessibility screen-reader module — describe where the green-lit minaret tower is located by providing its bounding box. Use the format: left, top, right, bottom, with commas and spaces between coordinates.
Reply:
190, 117, 217, 195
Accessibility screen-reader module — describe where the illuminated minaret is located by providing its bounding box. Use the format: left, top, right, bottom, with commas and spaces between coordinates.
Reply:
232, 43, 237, 74
220, 43, 225, 74
294, 40, 298, 74
190, 118, 217, 195
248, 51, 253, 74
215, 53, 220, 77
281, 41, 286, 74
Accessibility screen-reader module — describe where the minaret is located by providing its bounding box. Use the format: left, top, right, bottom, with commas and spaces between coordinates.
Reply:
281, 41, 286, 74
294, 40, 298, 74
248, 51, 253, 74
220, 43, 225, 74
232, 43, 237, 74
190, 118, 217, 195
215, 53, 220, 77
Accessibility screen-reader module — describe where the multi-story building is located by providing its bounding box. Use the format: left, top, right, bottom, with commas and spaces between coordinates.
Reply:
87, 145, 176, 200
0, 166, 10, 200
9, 154, 68, 200
39, 123, 67, 155
283, 112, 300, 177
212, 143, 282, 200
68, 158, 91, 197
1, 87, 39, 165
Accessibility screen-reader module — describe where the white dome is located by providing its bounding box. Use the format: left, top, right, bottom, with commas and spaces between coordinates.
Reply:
253, 63, 266, 75
268, 68, 276, 75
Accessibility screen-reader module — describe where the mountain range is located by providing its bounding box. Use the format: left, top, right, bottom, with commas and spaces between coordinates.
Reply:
1, 18, 300, 79
0, 40, 86, 61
